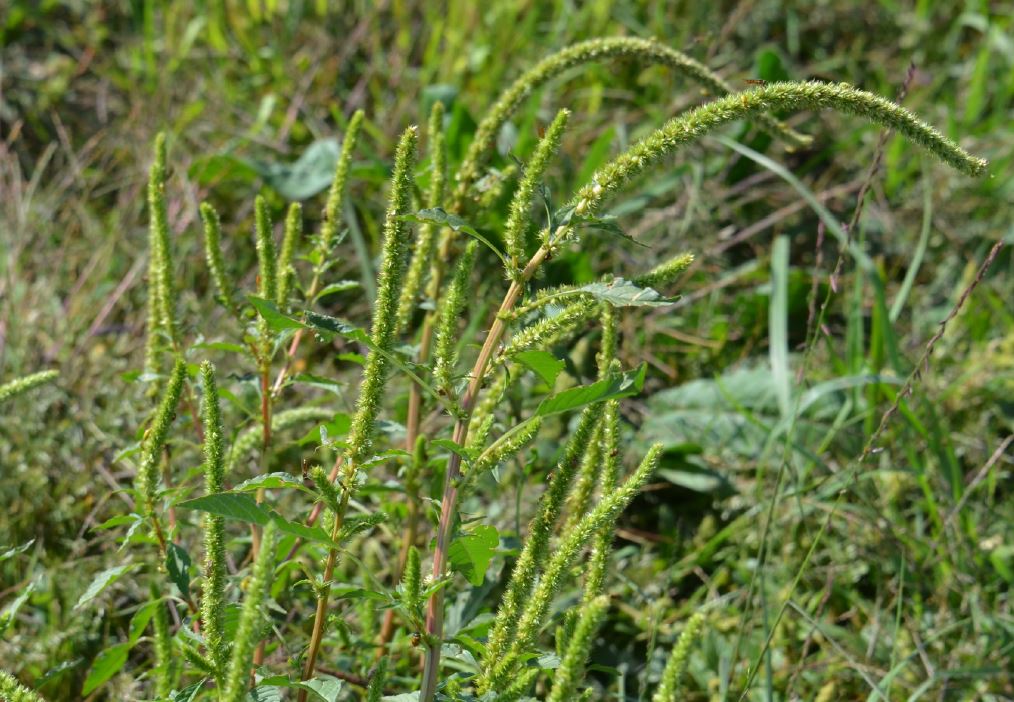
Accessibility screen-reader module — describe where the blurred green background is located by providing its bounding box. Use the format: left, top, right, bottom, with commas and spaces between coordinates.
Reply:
1, 1, 1011, 699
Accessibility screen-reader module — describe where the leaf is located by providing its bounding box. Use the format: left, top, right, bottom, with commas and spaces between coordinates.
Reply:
314, 280, 360, 300
431, 439, 478, 467
448, 524, 499, 586
129, 600, 160, 644
578, 278, 673, 307
177, 493, 337, 546
0, 581, 35, 635
82, 642, 130, 695
256, 138, 341, 201
249, 296, 304, 333
178, 492, 270, 526
75, 564, 139, 611
512, 350, 564, 386
247, 686, 284, 702
292, 675, 344, 702
399, 208, 510, 269
0, 539, 34, 561
172, 679, 207, 702
93, 514, 142, 531
166, 543, 192, 599
188, 153, 258, 187
536, 364, 646, 417
233, 472, 314, 495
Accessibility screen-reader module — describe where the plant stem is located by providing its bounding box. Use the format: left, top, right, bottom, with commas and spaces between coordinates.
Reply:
298, 474, 353, 701
418, 246, 549, 701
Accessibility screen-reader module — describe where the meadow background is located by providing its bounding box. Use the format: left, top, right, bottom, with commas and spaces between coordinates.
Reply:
1, 1, 1012, 700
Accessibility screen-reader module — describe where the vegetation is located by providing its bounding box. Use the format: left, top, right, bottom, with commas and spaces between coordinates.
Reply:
1, 2, 1011, 701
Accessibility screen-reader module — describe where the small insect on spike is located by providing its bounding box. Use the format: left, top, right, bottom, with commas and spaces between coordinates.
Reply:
276, 202, 302, 308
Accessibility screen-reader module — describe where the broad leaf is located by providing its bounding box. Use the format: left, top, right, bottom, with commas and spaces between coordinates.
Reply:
292, 675, 344, 702
249, 296, 304, 333
448, 525, 499, 586
512, 350, 564, 386
233, 472, 314, 495
578, 278, 673, 307
536, 364, 646, 417
256, 138, 341, 201
166, 542, 192, 599
75, 564, 139, 611
82, 642, 130, 694
399, 208, 509, 269
178, 493, 336, 547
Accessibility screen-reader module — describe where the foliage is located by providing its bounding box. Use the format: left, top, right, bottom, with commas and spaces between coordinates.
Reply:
1, 3, 1011, 702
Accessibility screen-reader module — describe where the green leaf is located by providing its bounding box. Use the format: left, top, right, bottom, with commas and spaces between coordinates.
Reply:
512, 350, 564, 386
233, 472, 315, 495
166, 542, 192, 599
172, 680, 207, 702
247, 686, 284, 702
0, 539, 34, 561
256, 138, 341, 201
399, 208, 510, 269
177, 493, 336, 547
75, 564, 139, 611
314, 280, 360, 300
0, 581, 35, 635
431, 438, 478, 467
178, 492, 270, 526
128, 600, 160, 645
578, 278, 673, 307
448, 524, 499, 586
249, 296, 304, 333
536, 364, 646, 417
82, 642, 130, 695
292, 675, 344, 702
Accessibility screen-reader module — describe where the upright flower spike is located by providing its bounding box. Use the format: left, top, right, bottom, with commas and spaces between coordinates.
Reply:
652, 612, 706, 702
366, 657, 388, 702
503, 108, 570, 274
346, 125, 419, 464
199, 361, 228, 676
319, 110, 365, 257
397, 101, 447, 332
432, 241, 478, 393
146, 133, 178, 373
482, 405, 603, 672
225, 406, 333, 474
570, 81, 987, 224
547, 595, 609, 702
136, 358, 187, 517
454, 37, 811, 204
254, 195, 278, 304
633, 252, 694, 291
402, 545, 422, 615
276, 202, 302, 308
484, 444, 663, 691
0, 370, 58, 405
151, 585, 174, 698
199, 202, 236, 311
221, 521, 277, 702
